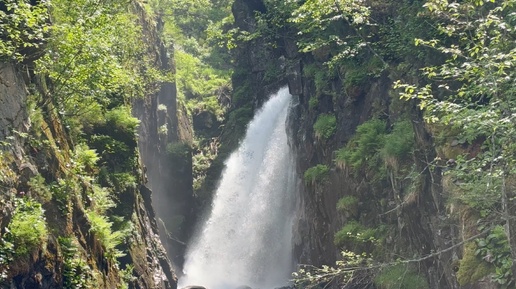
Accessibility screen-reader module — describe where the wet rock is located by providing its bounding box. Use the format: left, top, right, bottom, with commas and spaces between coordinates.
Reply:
182, 286, 207, 289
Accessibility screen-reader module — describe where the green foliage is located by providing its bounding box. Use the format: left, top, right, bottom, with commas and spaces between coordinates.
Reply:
345, 57, 384, 88
192, 140, 217, 191
335, 118, 413, 171
59, 236, 93, 289
293, 250, 374, 288
446, 155, 502, 214
393, 2, 516, 286
375, 264, 429, 289
71, 144, 100, 175
304, 63, 331, 95
118, 264, 136, 289
263, 62, 283, 83
457, 242, 493, 286
87, 210, 125, 260
382, 120, 414, 159
147, 0, 233, 201
167, 142, 191, 164
34, 0, 163, 141
88, 184, 115, 214
88, 107, 139, 173
110, 173, 137, 191
475, 226, 514, 287
334, 221, 381, 247
304, 164, 330, 185
104, 107, 140, 143
396, 0, 516, 240
337, 195, 359, 212
205, 14, 238, 51
49, 178, 78, 214
90, 135, 136, 173
308, 96, 319, 110
158, 124, 168, 136
252, 1, 298, 45
158, 104, 167, 112
146, 0, 232, 120
336, 119, 386, 169
344, 69, 370, 91
27, 174, 52, 203
148, 0, 229, 41
175, 49, 229, 119
288, 0, 391, 73
0, 237, 13, 281
283, 0, 430, 87
0, 0, 177, 280
313, 114, 337, 140
0, 0, 50, 61
289, 0, 370, 54
3, 198, 47, 258
0, 151, 17, 187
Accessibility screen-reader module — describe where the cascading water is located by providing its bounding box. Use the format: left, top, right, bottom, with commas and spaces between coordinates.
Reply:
180, 87, 297, 289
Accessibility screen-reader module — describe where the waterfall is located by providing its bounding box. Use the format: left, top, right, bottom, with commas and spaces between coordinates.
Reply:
180, 87, 297, 289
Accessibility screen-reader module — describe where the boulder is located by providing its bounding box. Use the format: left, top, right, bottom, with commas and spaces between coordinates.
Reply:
182, 286, 207, 289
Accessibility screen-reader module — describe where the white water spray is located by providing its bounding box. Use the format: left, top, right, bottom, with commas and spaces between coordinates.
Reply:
180, 87, 297, 289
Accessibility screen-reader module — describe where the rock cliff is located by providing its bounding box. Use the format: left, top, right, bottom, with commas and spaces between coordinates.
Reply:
0, 2, 182, 288
229, 1, 493, 288
131, 2, 194, 271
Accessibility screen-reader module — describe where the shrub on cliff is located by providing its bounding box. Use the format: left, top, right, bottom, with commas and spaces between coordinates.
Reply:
313, 113, 337, 140
104, 107, 140, 146
382, 120, 414, 160
337, 195, 359, 213
335, 118, 414, 171
304, 164, 330, 185
2, 198, 47, 258
335, 119, 386, 169
375, 264, 429, 289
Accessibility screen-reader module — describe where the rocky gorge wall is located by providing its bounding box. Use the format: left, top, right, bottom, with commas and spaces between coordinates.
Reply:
0, 62, 176, 289
131, 2, 195, 271
229, 1, 493, 288
0, 2, 181, 288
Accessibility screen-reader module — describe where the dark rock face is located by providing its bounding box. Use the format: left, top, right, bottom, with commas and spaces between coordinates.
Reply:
231, 0, 286, 108
232, 0, 266, 32
0, 61, 177, 289
0, 2, 179, 289
194, 0, 290, 207
131, 2, 194, 272
286, 59, 458, 287
123, 185, 177, 289
0, 63, 30, 157
287, 69, 396, 266
229, 1, 479, 289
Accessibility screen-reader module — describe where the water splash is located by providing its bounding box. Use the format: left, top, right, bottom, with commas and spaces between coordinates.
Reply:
180, 87, 297, 289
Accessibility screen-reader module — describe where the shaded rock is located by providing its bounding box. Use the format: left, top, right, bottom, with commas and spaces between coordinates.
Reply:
18, 162, 38, 191
193, 110, 217, 132
0, 63, 29, 141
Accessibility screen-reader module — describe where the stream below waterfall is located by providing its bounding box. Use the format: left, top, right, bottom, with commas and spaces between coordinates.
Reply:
179, 87, 297, 289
